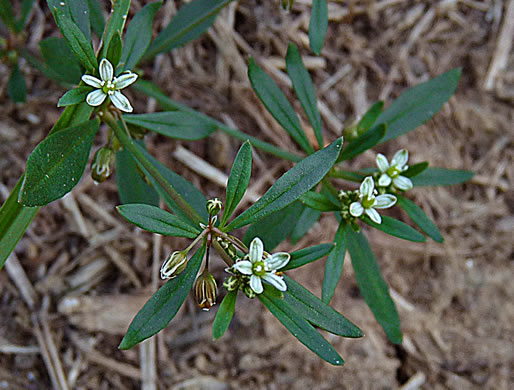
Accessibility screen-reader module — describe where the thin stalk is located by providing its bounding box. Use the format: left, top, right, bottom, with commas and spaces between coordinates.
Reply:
133, 80, 303, 162
101, 110, 203, 225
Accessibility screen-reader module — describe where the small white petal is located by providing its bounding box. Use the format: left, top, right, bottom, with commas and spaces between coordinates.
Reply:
249, 237, 264, 264
81, 75, 103, 88
392, 149, 408, 168
86, 89, 107, 106
365, 208, 382, 224
376, 154, 389, 172
360, 176, 375, 198
374, 194, 397, 209
249, 275, 263, 294
349, 202, 364, 217
99, 58, 114, 82
114, 72, 138, 89
262, 273, 287, 292
265, 253, 290, 271
378, 173, 392, 187
110, 90, 133, 112
393, 175, 413, 191
233, 260, 253, 275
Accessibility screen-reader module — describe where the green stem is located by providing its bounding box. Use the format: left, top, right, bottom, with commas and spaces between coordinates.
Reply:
133, 80, 303, 162
102, 110, 203, 225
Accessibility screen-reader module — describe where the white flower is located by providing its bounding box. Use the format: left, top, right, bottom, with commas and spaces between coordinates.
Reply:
81, 58, 138, 113
232, 237, 290, 294
349, 176, 396, 224
376, 149, 413, 191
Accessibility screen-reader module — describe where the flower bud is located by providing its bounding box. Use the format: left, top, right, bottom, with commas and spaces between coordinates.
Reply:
160, 250, 188, 279
280, 0, 295, 12
243, 284, 256, 299
223, 275, 239, 291
206, 198, 222, 216
194, 269, 217, 311
91, 147, 115, 183
342, 121, 359, 142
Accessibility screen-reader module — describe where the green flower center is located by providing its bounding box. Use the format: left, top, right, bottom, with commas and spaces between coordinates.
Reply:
101, 80, 116, 94
252, 261, 266, 277
362, 197, 375, 209
386, 165, 401, 178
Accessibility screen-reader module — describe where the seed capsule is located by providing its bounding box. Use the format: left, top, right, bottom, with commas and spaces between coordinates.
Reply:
91, 147, 115, 183
160, 250, 188, 279
194, 269, 217, 311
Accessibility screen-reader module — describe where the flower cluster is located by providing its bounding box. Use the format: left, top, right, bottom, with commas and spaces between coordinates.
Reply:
375, 149, 413, 191
349, 176, 397, 224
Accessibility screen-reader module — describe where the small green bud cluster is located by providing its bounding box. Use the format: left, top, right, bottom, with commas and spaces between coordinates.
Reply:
223, 273, 256, 299
216, 237, 237, 260
91, 147, 115, 183
337, 190, 361, 231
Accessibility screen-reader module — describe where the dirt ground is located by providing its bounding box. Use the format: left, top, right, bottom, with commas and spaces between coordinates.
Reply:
1, 0, 513, 389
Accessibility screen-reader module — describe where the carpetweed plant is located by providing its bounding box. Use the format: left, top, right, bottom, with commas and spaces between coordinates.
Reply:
0, 0, 473, 365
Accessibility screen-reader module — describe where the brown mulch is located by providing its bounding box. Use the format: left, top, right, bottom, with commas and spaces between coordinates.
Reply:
1, 0, 513, 389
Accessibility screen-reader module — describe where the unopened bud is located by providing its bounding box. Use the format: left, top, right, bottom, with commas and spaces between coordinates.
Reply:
194, 269, 217, 311
223, 275, 239, 291
280, 0, 295, 12
243, 285, 256, 299
160, 250, 188, 279
206, 198, 222, 216
342, 121, 359, 142
91, 147, 115, 183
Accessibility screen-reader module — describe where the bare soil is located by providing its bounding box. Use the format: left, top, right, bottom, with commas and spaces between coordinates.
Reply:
1, 0, 513, 389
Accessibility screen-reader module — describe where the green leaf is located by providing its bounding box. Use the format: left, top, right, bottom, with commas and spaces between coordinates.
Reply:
411, 167, 473, 186
39, 37, 82, 85
120, 245, 206, 349
221, 141, 252, 227
259, 290, 344, 365
362, 215, 426, 243
0, 0, 16, 31
123, 112, 216, 141
375, 68, 461, 143
402, 161, 429, 178
57, 86, 92, 107
137, 145, 209, 225
282, 243, 334, 271
284, 276, 363, 338
225, 138, 342, 231
322, 223, 347, 303
7, 64, 27, 103
51, 6, 98, 73
116, 146, 159, 207
19, 119, 100, 206
99, 0, 130, 60
212, 290, 237, 340
243, 201, 303, 251
289, 206, 321, 245
87, 0, 105, 37
300, 191, 340, 212
338, 123, 386, 161
346, 229, 402, 344
286, 43, 323, 148
396, 195, 443, 243
117, 204, 200, 238
69, 0, 91, 42
120, 1, 162, 72
357, 101, 384, 133
105, 31, 122, 67
309, 0, 328, 55
144, 0, 232, 59
248, 58, 314, 154
15, 0, 35, 32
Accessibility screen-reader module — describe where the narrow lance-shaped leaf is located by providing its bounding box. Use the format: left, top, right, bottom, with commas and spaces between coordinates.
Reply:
225, 138, 342, 231
117, 204, 201, 238
99, 0, 130, 60
105, 31, 122, 67
411, 167, 473, 187
120, 1, 162, 72
402, 161, 429, 178
322, 222, 347, 303
123, 112, 216, 141
396, 195, 443, 243
309, 0, 328, 55
144, 0, 233, 59
259, 289, 344, 365
282, 243, 334, 271
69, 0, 91, 42
212, 290, 237, 340
120, 246, 206, 349
338, 123, 386, 162
300, 191, 340, 212
357, 101, 384, 133
284, 276, 363, 338
87, 0, 105, 37
361, 215, 426, 243
19, 119, 100, 206
221, 141, 252, 227
116, 145, 159, 207
376, 68, 461, 143
286, 43, 323, 148
58, 86, 93, 107
289, 206, 321, 245
7, 64, 27, 103
39, 37, 82, 85
346, 228, 402, 344
248, 58, 314, 154
50, 6, 98, 73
